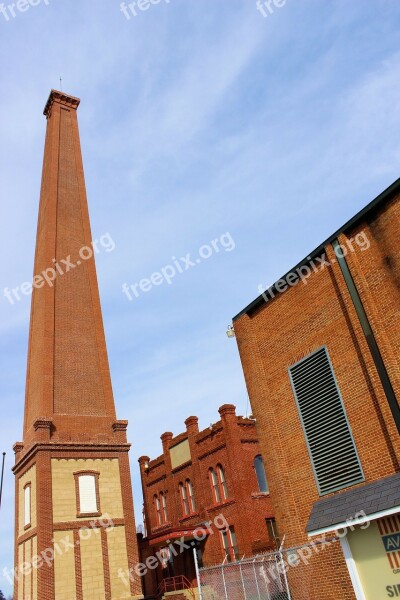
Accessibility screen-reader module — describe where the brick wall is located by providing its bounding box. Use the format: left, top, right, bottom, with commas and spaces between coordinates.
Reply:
14, 90, 143, 600
139, 406, 275, 596
233, 191, 400, 599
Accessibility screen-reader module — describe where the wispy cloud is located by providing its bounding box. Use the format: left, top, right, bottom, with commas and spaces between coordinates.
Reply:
1, 1, 400, 594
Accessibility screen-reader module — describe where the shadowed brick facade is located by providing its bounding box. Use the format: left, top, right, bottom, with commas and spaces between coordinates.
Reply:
233, 181, 400, 599
13, 90, 142, 600
138, 405, 275, 598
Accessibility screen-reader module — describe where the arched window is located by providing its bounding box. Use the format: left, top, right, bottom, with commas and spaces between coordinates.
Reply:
220, 526, 239, 562
154, 494, 162, 526
217, 465, 228, 500
209, 466, 228, 503
209, 468, 221, 503
180, 482, 189, 515
160, 492, 168, 523
254, 455, 269, 493
186, 479, 196, 513
180, 480, 196, 515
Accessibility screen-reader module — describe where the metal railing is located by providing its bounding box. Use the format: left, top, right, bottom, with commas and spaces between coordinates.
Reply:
157, 574, 196, 599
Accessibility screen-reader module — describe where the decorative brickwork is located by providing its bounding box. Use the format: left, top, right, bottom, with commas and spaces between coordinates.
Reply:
139, 405, 275, 597
13, 90, 142, 599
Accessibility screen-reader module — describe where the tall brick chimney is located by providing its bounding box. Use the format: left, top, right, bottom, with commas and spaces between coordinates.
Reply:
13, 90, 143, 600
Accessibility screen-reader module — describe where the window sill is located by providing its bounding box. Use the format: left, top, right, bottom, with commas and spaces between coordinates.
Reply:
178, 512, 200, 523
206, 498, 235, 512
151, 522, 172, 534
251, 492, 270, 499
24, 523, 32, 531
77, 511, 102, 519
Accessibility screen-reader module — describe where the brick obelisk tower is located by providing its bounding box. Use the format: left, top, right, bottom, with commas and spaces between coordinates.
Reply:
13, 90, 143, 599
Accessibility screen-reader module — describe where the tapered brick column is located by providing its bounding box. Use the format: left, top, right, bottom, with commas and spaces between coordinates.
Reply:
13, 90, 143, 599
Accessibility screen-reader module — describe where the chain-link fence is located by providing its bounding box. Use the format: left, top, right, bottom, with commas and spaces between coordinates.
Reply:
198, 537, 342, 600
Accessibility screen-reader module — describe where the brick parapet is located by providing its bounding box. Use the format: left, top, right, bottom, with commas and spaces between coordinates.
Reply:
139, 406, 275, 596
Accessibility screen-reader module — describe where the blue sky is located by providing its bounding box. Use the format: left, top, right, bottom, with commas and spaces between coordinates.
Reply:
1, 0, 400, 594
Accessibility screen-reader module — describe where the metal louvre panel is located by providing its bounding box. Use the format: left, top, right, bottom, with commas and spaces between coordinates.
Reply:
289, 347, 364, 495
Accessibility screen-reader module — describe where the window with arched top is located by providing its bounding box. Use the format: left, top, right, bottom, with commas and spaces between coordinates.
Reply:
209, 466, 228, 504
217, 465, 228, 500
154, 494, 162, 526
209, 468, 221, 503
180, 482, 189, 515
180, 479, 196, 516
186, 479, 196, 513
160, 492, 168, 523
254, 455, 269, 493
220, 526, 239, 562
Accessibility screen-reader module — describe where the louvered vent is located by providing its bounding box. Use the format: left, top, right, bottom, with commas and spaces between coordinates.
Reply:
289, 347, 364, 495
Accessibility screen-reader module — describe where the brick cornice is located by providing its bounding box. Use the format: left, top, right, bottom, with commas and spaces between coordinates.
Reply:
178, 512, 200, 524
205, 498, 236, 513
146, 474, 167, 488
43, 89, 80, 118
171, 460, 192, 474
197, 443, 226, 461
53, 518, 125, 531
13, 442, 131, 474
150, 522, 172, 535
195, 425, 223, 444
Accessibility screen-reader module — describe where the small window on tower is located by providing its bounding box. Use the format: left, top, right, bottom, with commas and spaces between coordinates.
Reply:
24, 484, 31, 529
74, 472, 100, 517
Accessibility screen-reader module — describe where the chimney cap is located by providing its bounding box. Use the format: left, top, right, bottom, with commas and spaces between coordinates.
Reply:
138, 455, 151, 464
44, 89, 81, 118
218, 404, 236, 417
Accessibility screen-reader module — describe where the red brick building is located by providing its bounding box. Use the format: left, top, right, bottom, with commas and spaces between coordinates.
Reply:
138, 405, 275, 598
13, 90, 142, 599
233, 180, 400, 600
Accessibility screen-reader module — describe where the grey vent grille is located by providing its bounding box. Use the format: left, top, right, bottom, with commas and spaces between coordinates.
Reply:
289, 347, 364, 495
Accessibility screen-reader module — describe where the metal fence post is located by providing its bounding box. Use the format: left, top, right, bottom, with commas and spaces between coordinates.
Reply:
253, 559, 261, 600
221, 564, 228, 600
193, 547, 203, 600
279, 551, 292, 600
263, 558, 271, 600
239, 563, 247, 600
252, 559, 261, 600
